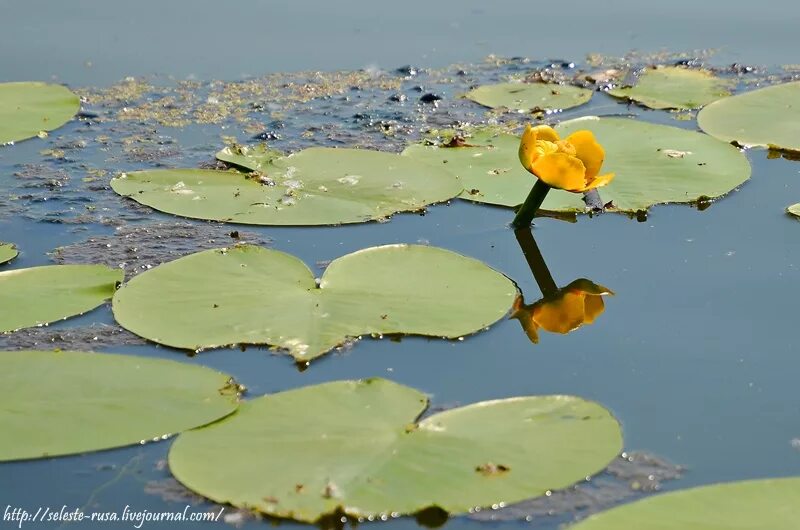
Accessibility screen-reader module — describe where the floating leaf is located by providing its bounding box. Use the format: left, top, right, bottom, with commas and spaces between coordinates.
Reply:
404, 118, 750, 213
0, 82, 80, 144
216, 143, 284, 172
0, 265, 122, 332
465, 82, 592, 112
566, 477, 800, 530
0, 243, 17, 265
169, 378, 622, 522
698, 81, 800, 152
110, 148, 461, 226
787, 204, 800, 217
113, 244, 517, 361
608, 67, 732, 110
0, 350, 239, 461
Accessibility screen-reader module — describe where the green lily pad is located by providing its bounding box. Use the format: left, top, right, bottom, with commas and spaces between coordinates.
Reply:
404, 118, 751, 213
608, 67, 732, 110
698, 81, 800, 152
110, 147, 462, 226
216, 143, 284, 172
566, 477, 800, 530
0, 265, 122, 332
0, 350, 239, 461
787, 204, 800, 217
0, 243, 18, 265
113, 244, 517, 361
169, 378, 623, 522
0, 82, 80, 144
465, 82, 592, 112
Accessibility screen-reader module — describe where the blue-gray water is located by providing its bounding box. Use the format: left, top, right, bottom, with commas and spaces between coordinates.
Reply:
2, 1, 800, 529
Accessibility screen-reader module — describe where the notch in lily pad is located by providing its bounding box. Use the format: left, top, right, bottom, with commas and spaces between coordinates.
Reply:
464, 82, 593, 112
0, 350, 240, 461
0, 264, 122, 332
0, 82, 80, 144
112, 244, 518, 361
111, 147, 462, 226
168, 378, 623, 522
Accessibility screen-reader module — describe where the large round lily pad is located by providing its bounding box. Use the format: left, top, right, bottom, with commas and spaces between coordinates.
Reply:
567, 477, 800, 530
0, 82, 80, 144
169, 378, 623, 522
113, 244, 517, 361
0, 243, 17, 265
608, 67, 731, 110
110, 147, 462, 226
0, 350, 239, 461
698, 81, 800, 152
465, 82, 592, 112
0, 265, 122, 332
404, 118, 751, 213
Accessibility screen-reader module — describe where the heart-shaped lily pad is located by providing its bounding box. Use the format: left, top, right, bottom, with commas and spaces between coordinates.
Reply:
566, 477, 800, 530
0, 350, 240, 461
110, 147, 462, 226
0, 82, 80, 144
403, 118, 751, 213
0, 265, 122, 332
112, 244, 517, 361
169, 378, 623, 522
698, 81, 800, 152
0, 243, 17, 265
216, 143, 284, 172
608, 67, 732, 110
465, 82, 592, 112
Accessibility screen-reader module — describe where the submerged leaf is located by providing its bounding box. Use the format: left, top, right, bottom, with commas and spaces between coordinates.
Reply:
0, 350, 239, 461
465, 82, 592, 112
608, 67, 732, 110
698, 80, 800, 152
112, 244, 517, 360
0, 82, 80, 144
0, 264, 122, 332
169, 378, 623, 522
566, 477, 800, 529
111, 148, 462, 226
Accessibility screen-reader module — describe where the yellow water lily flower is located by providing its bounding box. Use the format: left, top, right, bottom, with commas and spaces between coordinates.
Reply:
518, 124, 615, 193
510, 279, 614, 344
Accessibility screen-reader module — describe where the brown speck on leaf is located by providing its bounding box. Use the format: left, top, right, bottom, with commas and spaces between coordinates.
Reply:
380, 314, 388, 320
263, 496, 278, 504
442, 136, 476, 148
295, 484, 305, 494
476, 462, 510, 476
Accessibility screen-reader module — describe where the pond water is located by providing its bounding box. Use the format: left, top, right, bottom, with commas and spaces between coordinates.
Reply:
2, 1, 800, 529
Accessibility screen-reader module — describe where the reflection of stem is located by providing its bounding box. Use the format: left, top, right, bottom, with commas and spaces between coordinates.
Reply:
512, 179, 551, 229
514, 227, 559, 297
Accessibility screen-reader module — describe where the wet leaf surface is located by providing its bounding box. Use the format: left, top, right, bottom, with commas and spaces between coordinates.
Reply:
465, 82, 592, 112
566, 477, 800, 529
112, 244, 517, 360
169, 378, 622, 522
0, 264, 123, 332
0, 243, 17, 265
608, 67, 732, 110
0, 350, 239, 461
0, 82, 80, 144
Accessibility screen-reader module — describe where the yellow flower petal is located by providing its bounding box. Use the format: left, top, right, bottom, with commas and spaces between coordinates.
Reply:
518, 125, 538, 173
531, 153, 587, 191
566, 130, 605, 179
583, 172, 615, 191
531, 125, 560, 143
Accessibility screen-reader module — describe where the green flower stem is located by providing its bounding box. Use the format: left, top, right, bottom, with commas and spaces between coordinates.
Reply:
514, 226, 559, 297
511, 179, 551, 229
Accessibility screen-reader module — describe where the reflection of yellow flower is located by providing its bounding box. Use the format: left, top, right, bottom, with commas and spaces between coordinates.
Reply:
510, 279, 614, 344
518, 125, 615, 193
